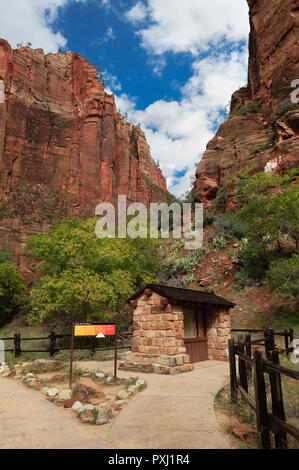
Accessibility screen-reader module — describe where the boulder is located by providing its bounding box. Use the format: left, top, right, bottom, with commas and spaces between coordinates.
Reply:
27, 379, 43, 389
47, 388, 59, 398
57, 389, 72, 402
50, 374, 67, 383
72, 401, 85, 413
127, 385, 138, 395
75, 377, 106, 405
80, 410, 95, 424
95, 373, 105, 379
136, 379, 145, 389
64, 397, 81, 408
96, 404, 113, 425
116, 390, 129, 400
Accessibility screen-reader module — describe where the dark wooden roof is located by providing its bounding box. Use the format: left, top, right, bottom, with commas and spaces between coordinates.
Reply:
128, 284, 235, 308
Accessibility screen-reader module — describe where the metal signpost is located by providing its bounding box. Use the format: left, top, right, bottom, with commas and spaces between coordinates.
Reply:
69, 322, 117, 388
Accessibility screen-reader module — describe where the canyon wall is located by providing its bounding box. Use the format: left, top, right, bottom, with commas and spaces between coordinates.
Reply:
193, 0, 299, 205
0, 39, 167, 261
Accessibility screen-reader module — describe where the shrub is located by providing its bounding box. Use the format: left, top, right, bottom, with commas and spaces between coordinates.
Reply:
213, 214, 245, 240
0, 251, 12, 263
213, 186, 229, 209
265, 253, 299, 299
229, 101, 261, 118
234, 268, 254, 289
274, 100, 299, 121
212, 236, 227, 249
0, 262, 26, 326
203, 208, 214, 227
181, 273, 195, 287
250, 142, 270, 154
172, 248, 209, 276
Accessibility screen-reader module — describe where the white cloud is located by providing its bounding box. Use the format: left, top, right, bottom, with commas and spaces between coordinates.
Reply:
0, 0, 85, 52
126, 1, 148, 23
113, 46, 248, 197
100, 26, 116, 43
127, 0, 249, 56
103, 70, 122, 92
121, 0, 250, 196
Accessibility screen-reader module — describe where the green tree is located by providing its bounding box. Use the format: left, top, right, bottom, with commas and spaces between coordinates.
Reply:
234, 167, 299, 280
0, 262, 26, 326
25, 217, 161, 326
265, 253, 299, 299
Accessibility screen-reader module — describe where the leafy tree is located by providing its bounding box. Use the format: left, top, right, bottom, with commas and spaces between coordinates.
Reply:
25, 217, 161, 326
0, 262, 26, 326
233, 167, 299, 280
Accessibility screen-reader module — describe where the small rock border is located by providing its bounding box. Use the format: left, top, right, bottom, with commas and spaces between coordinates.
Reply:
0, 361, 146, 426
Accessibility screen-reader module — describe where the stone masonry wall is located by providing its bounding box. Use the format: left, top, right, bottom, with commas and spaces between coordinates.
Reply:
120, 290, 194, 374
206, 305, 231, 361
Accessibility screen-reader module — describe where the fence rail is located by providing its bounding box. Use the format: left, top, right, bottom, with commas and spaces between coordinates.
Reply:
229, 327, 299, 449
0, 330, 132, 357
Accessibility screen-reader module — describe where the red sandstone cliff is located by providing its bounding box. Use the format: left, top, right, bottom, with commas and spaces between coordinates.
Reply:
193, 0, 299, 206
0, 39, 167, 260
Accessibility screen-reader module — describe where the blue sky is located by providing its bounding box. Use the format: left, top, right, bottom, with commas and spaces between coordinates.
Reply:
0, 0, 250, 196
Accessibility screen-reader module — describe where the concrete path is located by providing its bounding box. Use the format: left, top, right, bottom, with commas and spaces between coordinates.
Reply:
0, 360, 230, 449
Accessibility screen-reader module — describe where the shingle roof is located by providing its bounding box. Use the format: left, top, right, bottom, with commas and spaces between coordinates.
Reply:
128, 284, 235, 308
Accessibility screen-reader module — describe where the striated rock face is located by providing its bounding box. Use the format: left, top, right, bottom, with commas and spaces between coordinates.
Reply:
193, 0, 299, 206
0, 39, 167, 261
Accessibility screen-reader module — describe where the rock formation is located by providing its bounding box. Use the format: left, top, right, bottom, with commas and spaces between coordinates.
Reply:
193, 0, 299, 206
0, 39, 167, 261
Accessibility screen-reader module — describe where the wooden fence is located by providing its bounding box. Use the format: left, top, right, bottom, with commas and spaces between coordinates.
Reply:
229, 328, 299, 449
0, 330, 132, 357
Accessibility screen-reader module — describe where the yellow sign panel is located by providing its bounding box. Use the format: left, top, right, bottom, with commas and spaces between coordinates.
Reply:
74, 323, 115, 336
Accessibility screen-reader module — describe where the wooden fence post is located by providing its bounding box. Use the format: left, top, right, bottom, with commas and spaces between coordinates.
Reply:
269, 350, 287, 449
17, 334, 21, 357
228, 339, 237, 401
238, 338, 248, 394
13, 333, 18, 357
284, 329, 289, 356
253, 349, 271, 449
245, 333, 252, 376
264, 328, 270, 359
49, 331, 56, 357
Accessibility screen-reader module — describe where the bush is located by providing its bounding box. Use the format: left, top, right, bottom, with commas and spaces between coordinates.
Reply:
0, 262, 26, 326
238, 239, 278, 280
212, 236, 227, 249
274, 100, 299, 121
234, 268, 254, 289
250, 142, 270, 154
229, 101, 261, 118
0, 251, 12, 264
213, 214, 245, 240
203, 208, 214, 227
181, 273, 195, 287
265, 253, 299, 299
172, 248, 209, 276
212, 186, 229, 209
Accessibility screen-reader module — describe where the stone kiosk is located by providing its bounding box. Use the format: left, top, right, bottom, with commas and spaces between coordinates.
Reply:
120, 284, 235, 374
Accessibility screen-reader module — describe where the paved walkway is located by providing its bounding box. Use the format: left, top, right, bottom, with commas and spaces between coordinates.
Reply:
0, 360, 230, 449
